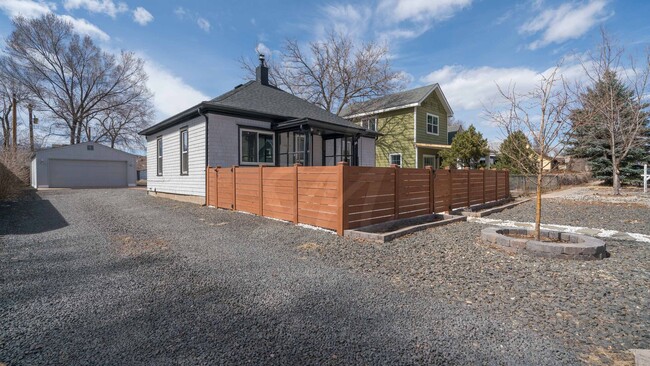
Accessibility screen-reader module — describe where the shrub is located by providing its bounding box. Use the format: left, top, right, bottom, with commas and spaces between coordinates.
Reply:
0, 148, 32, 200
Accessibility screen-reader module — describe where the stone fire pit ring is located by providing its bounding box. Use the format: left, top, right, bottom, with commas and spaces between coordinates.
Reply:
481, 227, 607, 260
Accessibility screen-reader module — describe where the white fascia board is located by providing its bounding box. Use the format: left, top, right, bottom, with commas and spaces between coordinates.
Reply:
344, 103, 420, 119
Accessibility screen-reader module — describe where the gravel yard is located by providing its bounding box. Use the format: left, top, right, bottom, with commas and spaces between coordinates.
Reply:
1, 189, 647, 365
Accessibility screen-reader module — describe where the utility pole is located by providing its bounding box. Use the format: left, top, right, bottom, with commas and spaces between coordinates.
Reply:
11, 93, 17, 150
28, 104, 34, 151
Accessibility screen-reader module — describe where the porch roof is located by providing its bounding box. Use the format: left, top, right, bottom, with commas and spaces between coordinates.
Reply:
275, 118, 380, 137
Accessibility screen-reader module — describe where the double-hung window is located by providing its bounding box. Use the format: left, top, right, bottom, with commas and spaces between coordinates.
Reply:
180, 128, 189, 175
389, 153, 402, 167
156, 137, 163, 176
426, 114, 439, 135
361, 117, 377, 132
240, 129, 275, 165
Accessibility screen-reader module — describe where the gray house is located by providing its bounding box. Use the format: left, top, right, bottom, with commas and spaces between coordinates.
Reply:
139, 56, 378, 203
31, 142, 137, 188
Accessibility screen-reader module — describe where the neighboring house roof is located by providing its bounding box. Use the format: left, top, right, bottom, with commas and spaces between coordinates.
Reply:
32, 142, 138, 158
140, 80, 367, 136
340, 84, 454, 118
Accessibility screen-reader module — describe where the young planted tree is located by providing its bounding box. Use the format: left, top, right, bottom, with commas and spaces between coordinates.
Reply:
496, 131, 537, 174
440, 124, 489, 168
2, 14, 152, 145
487, 65, 572, 240
240, 31, 406, 115
570, 31, 650, 194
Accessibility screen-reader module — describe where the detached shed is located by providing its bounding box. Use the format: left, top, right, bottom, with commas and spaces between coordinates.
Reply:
31, 142, 137, 188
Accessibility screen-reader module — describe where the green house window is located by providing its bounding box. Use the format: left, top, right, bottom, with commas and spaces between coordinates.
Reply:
426, 114, 439, 135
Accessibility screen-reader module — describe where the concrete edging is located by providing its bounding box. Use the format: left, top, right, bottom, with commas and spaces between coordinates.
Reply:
345, 214, 467, 243
460, 198, 531, 218
480, 227, 607, 260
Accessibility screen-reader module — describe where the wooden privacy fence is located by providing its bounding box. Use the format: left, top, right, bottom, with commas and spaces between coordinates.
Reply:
206, 163, 510, 236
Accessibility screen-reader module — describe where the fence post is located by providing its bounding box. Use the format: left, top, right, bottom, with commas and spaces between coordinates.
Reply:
293, 163, 301, 224
392, 164, 400, 219
494, 168, 498, 201
259, 165, 264, 216
480, 168, 485, 204
425, 165, 434, 214
465, 167, 470, 208
447, 167, 453, 212
337, 161, 348, 236
231, 166, 237, 210
215, 166, 221, 207
506, 170, 510, 198
205, 165, 209, 206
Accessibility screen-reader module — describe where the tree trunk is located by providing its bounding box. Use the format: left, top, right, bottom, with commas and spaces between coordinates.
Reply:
535, 170, 542, 241
612, 165, 621, 195
69, 123, 76, 145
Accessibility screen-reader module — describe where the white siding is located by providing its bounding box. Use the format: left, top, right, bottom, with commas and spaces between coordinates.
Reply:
358, 137, 376, 167
207, 114, 272, 167
146, 116, 206, 196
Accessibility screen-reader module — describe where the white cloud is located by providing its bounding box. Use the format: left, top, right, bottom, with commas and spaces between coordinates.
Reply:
63, 0, 127, 18
0, 0, 56, 19
422, 63, 587, 111
321, 4, 372, 37
132, 6, 153, 26
378, 0, 473, 24
174, 6, 187, 19
520, 0, 611, 50
59, 14, 110, 41
197, 17, 210, 32
141, 58, 210, 119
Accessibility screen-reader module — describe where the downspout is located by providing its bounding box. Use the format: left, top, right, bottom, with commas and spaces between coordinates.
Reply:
198, 106, 209, 167
198, 107, 209, 206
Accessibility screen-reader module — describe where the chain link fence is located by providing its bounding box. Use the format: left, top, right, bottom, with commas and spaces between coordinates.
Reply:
509, 173, 591, 196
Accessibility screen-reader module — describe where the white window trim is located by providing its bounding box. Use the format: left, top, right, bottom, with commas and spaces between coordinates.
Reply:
240, 128, 275, 166
180, 128, 189, 175
426, 113, 439, 136
389, 153, 402, 167
423, 154, 437, 169
360, 117, 377, 132
156, 136, 163, 176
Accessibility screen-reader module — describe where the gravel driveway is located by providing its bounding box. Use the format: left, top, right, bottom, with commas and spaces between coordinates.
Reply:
0, 189, 643, 365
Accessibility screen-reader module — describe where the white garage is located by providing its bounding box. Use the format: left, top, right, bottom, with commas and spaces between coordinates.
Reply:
31, 142, 137, 188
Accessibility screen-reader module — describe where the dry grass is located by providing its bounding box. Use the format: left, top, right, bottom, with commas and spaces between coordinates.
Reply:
115, 235, 169, 257
0, 149, 31, 200
581, 347, 635, 366
296, 242, 322, 251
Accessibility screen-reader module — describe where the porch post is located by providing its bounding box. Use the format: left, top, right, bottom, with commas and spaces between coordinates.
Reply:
352, 135, 360, 166
304, 129, 311, 166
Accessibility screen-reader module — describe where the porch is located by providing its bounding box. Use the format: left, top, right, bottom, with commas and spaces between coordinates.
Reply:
206, 163, 510, 235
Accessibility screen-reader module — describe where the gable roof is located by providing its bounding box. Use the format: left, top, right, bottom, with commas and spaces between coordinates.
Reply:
33, 141, 137, 157
341, 84, 454, 118
140, 80, 364, 136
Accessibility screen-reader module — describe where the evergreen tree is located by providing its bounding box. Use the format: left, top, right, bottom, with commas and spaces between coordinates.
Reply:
495, 131, 537, 174
569, 70, 650, 185
440, 124, 489, 168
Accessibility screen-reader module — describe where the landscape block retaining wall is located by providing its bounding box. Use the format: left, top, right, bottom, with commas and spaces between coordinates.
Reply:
206, 163, 510, 235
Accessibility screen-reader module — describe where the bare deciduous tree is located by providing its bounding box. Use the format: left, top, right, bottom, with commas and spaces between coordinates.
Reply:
2, 14, 152, 145
486, 65, 573, 240
240, 31, 406, 115
572, 30, 650, 195
87, 93, 154, 149
0, 66, 31, 150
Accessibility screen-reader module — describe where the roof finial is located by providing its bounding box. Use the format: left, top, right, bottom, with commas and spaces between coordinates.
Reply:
259, 53, 265, 66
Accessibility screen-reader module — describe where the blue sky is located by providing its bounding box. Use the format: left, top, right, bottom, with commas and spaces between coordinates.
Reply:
1, 0, 649, 143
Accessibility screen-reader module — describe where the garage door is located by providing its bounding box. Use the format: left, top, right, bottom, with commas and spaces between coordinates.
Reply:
49, 159, 127, 188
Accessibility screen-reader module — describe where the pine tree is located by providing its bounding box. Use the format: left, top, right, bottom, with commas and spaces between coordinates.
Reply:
569, 70, 650, 186
440, 124, 489, 168
496, 131, 537, 174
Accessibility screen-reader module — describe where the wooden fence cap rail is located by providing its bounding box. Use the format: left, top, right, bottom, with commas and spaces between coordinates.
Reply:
337, 161, 349, 166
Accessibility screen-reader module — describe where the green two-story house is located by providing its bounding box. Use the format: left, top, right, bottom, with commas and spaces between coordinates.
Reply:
342, 84, 454, 169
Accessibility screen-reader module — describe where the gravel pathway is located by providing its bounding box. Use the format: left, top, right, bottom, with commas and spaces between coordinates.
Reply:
488, 198, 650, 236
1, 189, 579, 365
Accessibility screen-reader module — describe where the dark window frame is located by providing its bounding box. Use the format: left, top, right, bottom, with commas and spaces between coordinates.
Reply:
180, 128, 189, 175
156, 136, 163, 176
239, 127, 275, 166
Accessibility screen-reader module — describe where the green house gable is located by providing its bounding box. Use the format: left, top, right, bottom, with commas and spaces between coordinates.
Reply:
343, 84, 453, 169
